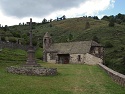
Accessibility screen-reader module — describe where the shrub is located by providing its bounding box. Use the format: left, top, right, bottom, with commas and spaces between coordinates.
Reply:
1, 37, 5, 41
105, 41, 113, 48
109, 21, 115, 27
85, 21, 90, 29
8, 37, 17, 43
92, 35, 99, 43
12, 31, 21, 38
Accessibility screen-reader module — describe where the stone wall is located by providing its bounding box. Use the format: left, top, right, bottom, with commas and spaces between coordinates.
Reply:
84, 53, 102, 65
47, 53, 56, 63
7, 66, 57, 76
0, 41, 28, 50
98, 63, 125, 87
70, 54, 85, 64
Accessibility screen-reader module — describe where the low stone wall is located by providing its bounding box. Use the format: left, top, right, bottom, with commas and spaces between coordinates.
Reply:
0, 41, 28, 50
6, 66, 57, 76
98, 63, 125, 87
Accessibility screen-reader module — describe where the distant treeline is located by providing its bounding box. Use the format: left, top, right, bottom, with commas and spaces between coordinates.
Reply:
101, 13, 125, 24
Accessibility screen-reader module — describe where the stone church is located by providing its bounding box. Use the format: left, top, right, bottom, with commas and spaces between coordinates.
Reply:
43, 32, 104, 65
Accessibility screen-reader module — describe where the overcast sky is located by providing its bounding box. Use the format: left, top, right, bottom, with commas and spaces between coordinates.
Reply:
0, 0, 124, 26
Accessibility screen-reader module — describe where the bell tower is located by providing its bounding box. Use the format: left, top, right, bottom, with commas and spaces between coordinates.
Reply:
43, 32, 52, 62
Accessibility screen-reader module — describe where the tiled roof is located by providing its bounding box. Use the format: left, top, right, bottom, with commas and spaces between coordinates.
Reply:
47, 41, 101, 54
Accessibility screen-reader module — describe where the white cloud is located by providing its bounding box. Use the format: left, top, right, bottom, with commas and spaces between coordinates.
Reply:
0, 0, 115, 26
46, 0, 115, 18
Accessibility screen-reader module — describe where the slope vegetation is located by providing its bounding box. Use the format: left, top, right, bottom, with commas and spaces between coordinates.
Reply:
1, 17, 125, 74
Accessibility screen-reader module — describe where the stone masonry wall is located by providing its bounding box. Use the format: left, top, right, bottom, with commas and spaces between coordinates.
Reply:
47, 53, 56, 63
98, 63, 125, 87
7, 66, 57, 76
70, 54, 85, 64
84, 53, 102, 65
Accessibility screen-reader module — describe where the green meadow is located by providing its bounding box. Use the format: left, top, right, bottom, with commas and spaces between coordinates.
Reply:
0, 48, 125, 94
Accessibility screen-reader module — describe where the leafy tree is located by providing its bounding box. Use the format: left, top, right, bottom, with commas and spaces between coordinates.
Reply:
93, 16, 99, 20
32, 39, 37, 46
8, 37, 17, 43
62, 15, 66, 20
122, 56, 125, 65
12, 31, 21, 38
1, 36, 5, 41
101, 15, 109, 21
42, 18, 48, 24
109, 20, 115, 27
3, 25, 8, 31
105, 41, 113, 48
116, 13, 124, 20
67, 33, 73, 42
85, 21, 90, 29
92, 35, 99, 43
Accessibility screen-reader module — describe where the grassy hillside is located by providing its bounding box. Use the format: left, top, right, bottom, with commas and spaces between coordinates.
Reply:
0, 48, 27, 64
0, 17, 125, 74
0, 49, 125, 94
0, 48, 42, 64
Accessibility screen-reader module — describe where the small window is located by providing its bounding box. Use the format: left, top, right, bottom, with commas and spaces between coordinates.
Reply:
78, 55, 81, 61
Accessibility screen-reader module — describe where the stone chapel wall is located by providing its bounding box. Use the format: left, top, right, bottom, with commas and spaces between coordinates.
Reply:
70, 54, 85, 64
84, 53, 103, 65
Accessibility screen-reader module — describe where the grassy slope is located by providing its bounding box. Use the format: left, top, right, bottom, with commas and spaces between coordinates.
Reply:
1, 17, 125, 74
0, 48, 27, 63
0, 48, 125, 94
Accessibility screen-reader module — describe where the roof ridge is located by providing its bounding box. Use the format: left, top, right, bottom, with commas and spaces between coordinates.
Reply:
53, 40, 91, 45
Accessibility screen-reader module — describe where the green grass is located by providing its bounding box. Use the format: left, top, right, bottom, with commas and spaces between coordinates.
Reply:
35, 47, 43, 59
0, 48, 125, 94
0, 63, 125, 94
0, 48, 27, 63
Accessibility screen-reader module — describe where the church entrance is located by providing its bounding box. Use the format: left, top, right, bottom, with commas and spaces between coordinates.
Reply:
57, 54, 70, 64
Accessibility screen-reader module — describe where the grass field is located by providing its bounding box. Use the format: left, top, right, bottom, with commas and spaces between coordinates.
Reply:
0, 63, 125, 94
0, 48, 125, 94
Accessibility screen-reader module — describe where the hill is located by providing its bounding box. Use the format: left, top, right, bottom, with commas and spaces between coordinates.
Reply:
0, 17, 125, 74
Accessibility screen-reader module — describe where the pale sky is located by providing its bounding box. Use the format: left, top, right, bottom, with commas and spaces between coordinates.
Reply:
0, 0, 124, 26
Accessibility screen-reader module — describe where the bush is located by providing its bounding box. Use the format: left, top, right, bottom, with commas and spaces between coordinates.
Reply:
92, 35, 99, 43
109, 21, 115, 27
8, 37, 17, 43
85, 21, 90, 29
109, 17, 115, 27
32, 40, 37, 46
1, 37, 5, 41
105, 41, 113, 48
12, 31, 21, 38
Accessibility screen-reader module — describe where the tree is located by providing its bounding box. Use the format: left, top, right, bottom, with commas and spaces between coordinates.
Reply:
67, 33, 73, 42
109, 20, 115, 27
116, 13, 124, 20
101, 15, 109, 21
93, 16, 99, 20
85, 21, 90, 29
42, 18, 47, 24
8, 37, 17, 43
1, 37, 5, 41
92, 36, 99, 43
62, 15, 66, 20
105, 41, 113, 48
3, 25, 8, 31
122, 56, 125, 65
